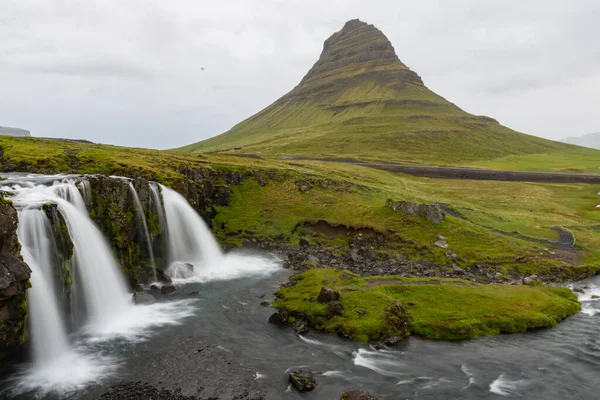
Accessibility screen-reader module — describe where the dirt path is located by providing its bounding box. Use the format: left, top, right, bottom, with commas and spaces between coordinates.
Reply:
286, 157, 600, 184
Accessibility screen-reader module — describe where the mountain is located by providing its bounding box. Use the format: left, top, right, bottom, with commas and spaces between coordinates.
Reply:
0, 126, 30, 137
179, 19, 582, 165
562, 133, 600, 150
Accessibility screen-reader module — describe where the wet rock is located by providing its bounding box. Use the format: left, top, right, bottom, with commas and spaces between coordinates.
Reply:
132, 292, 156, 304
289, 370, 316, 392
156, 268, 173, 284
150, 284, 161, 292
293, 320, 309, 334
268, 308, 288, 326
317, 286, 340, 303
299, 237, 310, 247
0, 200, 32, 356
161, 284, 176, 294
97, 382, 198, 400
340, 390, 381, 400
326, 301, 345, 318
573, 287, 584, 293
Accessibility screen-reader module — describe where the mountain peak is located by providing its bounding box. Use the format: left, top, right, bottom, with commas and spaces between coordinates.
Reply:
298, 19, 423, 92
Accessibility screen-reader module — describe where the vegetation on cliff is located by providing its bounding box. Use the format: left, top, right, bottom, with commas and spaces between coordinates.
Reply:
273, 269, 581, 341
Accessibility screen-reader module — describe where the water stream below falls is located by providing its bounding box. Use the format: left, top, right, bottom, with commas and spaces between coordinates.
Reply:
1, 174, 599, 399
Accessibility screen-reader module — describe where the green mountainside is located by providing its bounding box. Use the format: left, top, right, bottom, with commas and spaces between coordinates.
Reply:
179, 19, 591, 167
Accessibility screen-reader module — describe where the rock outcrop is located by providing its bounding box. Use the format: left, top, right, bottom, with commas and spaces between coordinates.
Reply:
386, 199, 445, 223
0, 199, 31, 357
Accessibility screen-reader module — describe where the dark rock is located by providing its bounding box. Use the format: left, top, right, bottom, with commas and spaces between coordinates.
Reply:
326, 301, 345, 318
156, 268, 173, 284
340, 390, 381, 400
132, 292, 156, 304
366, 248, 377, 261
289, 370, 316, 392
317, 286, 340, 303
268, 308, 288, 326
255, 172, 268, 186
160, 284, 176, 294
150, 284, 161, 292
0, 200, 32, 357
293, 320, 309, 334
299, 237, 310, 247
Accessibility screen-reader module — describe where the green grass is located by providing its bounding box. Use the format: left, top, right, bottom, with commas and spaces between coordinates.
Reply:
274, 269, 581, 341
3, 136, 600, 280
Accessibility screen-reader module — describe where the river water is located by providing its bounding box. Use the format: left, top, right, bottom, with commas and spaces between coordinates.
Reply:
3, 250, 598, 399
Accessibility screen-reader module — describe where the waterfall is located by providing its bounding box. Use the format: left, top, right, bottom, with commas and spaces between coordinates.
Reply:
17, 211, 70, 366
7, 180, 133, 331
159, 185, 222, 278
77, 180, 91, 206
128, 182, 157, 282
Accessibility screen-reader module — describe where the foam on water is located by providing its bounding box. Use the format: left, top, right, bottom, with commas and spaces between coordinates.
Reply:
168, 252, 281, 284
6, 350, 117, 398
489, 374, 528, 396
352, 349, 407, 378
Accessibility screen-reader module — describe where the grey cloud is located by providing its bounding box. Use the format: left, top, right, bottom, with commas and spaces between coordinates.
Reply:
0, 0, 598, 147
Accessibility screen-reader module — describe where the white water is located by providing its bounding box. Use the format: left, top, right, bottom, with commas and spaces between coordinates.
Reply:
129, 182, 157, 282
159, 184, 223, 277
1, 176, 200, 395
77, 179, 91, 206
17, 222, 70, 365
489, 374, 528, 396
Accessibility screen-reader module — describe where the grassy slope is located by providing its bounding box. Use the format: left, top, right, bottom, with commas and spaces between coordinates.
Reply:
178, 80, 594, 168
274, 269, 581, 341
1, 136, 593, 340
2, 136, 600, 278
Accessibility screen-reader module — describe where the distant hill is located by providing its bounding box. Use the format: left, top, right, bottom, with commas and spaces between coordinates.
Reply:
562, 133, 600, 150
0, 126, 30, 137
178, 19, 590, 166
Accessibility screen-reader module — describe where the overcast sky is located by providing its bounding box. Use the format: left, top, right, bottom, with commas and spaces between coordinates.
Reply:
1, 0, 599, 149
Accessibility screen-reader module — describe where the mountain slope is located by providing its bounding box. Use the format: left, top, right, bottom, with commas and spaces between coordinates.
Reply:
0, 126, 30, 137
562, 132, 600, 150
179, 19, 590, 166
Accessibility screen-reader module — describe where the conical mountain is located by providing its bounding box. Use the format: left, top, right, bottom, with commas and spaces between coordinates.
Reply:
179, 19, 577, 165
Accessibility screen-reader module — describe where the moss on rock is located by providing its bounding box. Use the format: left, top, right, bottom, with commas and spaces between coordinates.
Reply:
273, 268, 581, 342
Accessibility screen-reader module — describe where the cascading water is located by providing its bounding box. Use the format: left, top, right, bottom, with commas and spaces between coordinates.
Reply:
1, 174, 198, 396
17, 211, 70, 365
128, 182, 157, 282
77, 179, 91, 206
159, 184, 223, 279
4, 178, 132, 331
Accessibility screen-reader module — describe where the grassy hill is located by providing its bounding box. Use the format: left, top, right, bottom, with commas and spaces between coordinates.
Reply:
178, 19, 597, 168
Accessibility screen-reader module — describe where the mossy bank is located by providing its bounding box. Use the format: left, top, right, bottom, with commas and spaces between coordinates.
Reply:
271, 269, 581, 342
